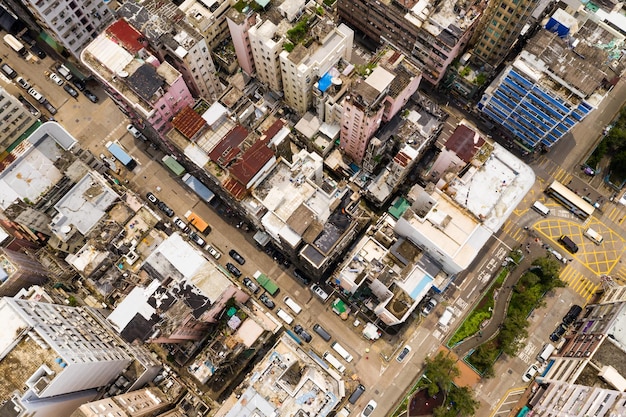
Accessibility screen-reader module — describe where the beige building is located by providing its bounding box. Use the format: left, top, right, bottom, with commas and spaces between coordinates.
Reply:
279, 20, 353, 114
249, 19, 284, 93
70, 388, 169, 417
0, 86, 38, 154
179, 0, 232, 50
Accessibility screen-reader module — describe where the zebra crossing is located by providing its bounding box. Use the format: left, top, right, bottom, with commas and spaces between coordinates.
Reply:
558, 266, 599, 303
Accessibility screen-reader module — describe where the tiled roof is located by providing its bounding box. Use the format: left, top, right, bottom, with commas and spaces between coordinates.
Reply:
263, 119, 284, 140
223, 177, 248, 200
445, 124, 485, 163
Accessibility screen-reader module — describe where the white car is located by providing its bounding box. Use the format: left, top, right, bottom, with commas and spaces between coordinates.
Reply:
522, 364, 540, 382
48, 71, 64, 86
422, 298, 438, 315
361, 400, 377, 417
311, 284, 329, 301
172, 217, 190, 233
127, 124, 143, 138
27, 87, 45, 103
205, 245, 221, 260
16, 76, 30, 89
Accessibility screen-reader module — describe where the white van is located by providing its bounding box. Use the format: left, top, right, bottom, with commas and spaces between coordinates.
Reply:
532, 201, 550, 216
276, 308, 294, 325
283, 296, 302, 315
537, 343, 555, 363
323, 351, 346, 373
331, 341, 353, 362
584, 228, 603, 245
438, 307, 454, 327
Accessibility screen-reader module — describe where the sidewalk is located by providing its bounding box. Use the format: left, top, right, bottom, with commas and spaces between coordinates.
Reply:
452, 236, 546, 358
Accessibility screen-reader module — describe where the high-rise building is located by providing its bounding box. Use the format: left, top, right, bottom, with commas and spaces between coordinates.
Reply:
249, 18, 284, 93
21, 0, 114, 58
279, 20, 353, 114
0, 86, 38, 155
70, 387, 169, 417
226, 9, 256, 77
0, 297, 132, 417
479, 10, 621, 149
117, 0, 223, 102
179, 0, 232, 50
340, 51, 421, 166
471, 0, 538, 68
338, 0, 483, 85
0, 247, 49, 296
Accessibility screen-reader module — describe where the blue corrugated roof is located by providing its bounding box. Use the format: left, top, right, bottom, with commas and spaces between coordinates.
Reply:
318, 72, 333, 93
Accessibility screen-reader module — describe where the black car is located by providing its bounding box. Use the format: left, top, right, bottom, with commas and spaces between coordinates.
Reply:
226, 262, 242, 278
259, 293, 275, 309
72, 78, 86, 91
293, 269, 311, 285
188, 232, 206, 247
84, 89, 99, 103
30, 44, 46, 59
146, 192, 159, 204
293, 324, 312, 343
242, 277, 260, 294
563, 304, 582, 325
229, 249, 245, 265
550, 323, 568, 342
157, 201, 174, 217
63, 84, 79, 98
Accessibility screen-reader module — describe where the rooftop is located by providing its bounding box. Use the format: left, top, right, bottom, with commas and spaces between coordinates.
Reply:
208, 125, 249, 167
222, 334, 344, 417
228, 139, 275, 186
172, 106, 208, 139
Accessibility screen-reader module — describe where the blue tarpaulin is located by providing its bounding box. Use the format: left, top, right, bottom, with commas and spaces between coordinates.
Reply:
318, 72, 333, 93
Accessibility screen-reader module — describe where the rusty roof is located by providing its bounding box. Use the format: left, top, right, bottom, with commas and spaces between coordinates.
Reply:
172, 106, 207, 139
445, 124, 485, 163
208, 125, 248, 167
106, 19, 146, 54
229, 139, 275, 186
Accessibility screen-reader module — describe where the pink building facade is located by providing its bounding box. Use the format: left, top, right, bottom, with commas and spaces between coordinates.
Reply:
226, 9, 256, 77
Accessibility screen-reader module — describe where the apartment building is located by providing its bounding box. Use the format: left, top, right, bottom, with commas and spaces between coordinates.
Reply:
81, 19, 195, 135
70, 387, 169, 417
21, 0, 114, 57
0, 297, 132, 417
179, 0, 232, 50
226, 8, 256, 77
479, 9, 622, 149
338, 0, 483, 85
0, 86, 38, 155
340, 49, 421, 167
117, 0, 223, 101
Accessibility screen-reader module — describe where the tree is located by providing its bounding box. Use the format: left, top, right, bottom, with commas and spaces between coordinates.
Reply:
531, 257, 561, 284
447, 385, 480, 417
424, 351, 460, 391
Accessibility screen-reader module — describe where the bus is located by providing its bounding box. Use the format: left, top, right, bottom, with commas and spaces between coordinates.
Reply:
3, 34, 26, 55
162, 155, 185, 176
545, 181, 594, 219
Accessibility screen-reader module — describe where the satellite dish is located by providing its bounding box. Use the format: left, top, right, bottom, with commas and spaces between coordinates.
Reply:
117, 70, 129, 78
61, 225, 71, 233
331, 77, 342, 85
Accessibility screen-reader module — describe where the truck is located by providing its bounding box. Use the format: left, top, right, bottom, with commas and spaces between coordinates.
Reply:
105, 141, 137, 170
182, 173, 214, 203
184, 210, 210, 234
162, 155, 185, 176
253, 270, 280, 296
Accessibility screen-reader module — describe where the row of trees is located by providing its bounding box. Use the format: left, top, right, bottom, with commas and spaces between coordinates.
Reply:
468, 256, 565, 376
588, 105, 626, 183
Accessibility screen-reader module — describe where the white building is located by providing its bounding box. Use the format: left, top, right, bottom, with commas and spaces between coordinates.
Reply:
179, 0, 232, 50
0, 297, 132, 417
0, 86, 38, 154
249, 19, 284, 93
279, 21, 353, 114
22, 0, 114, 58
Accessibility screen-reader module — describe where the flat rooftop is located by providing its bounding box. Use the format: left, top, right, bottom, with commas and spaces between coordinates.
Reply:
222, 335, 344, 417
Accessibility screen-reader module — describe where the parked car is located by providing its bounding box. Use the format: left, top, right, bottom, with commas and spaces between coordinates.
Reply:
563, 305, 582, 325
46, 71, 64, 86
83, 89, 99, 103
243, 277, 260, 294
522, 364, 540, 382
361, 400, 377, 417
172, 217, 190, 233
30, 44, 46, 59
422, 298, 438, 316
27, 87, 45, 103
229, 249, 245, 265
1, 63, 17, 79
311, 284, 329, 301
188, 231, 206, 247
56, 64, 72, 80
126, 124, 142, 138
550, 323, 568, 342
72, 78, 86, 91
259, 293, 275, 309
293, 269, 311, 285
16, 76, 30, 90
43, 101, 57, 115
205, 245, 221, 260
396, 345, 411, 363
146, 192, 159, 204
156, 201, 174, 217
63, 84, 79, 98
293, 324, 312, 343
226, 262, 242, 278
